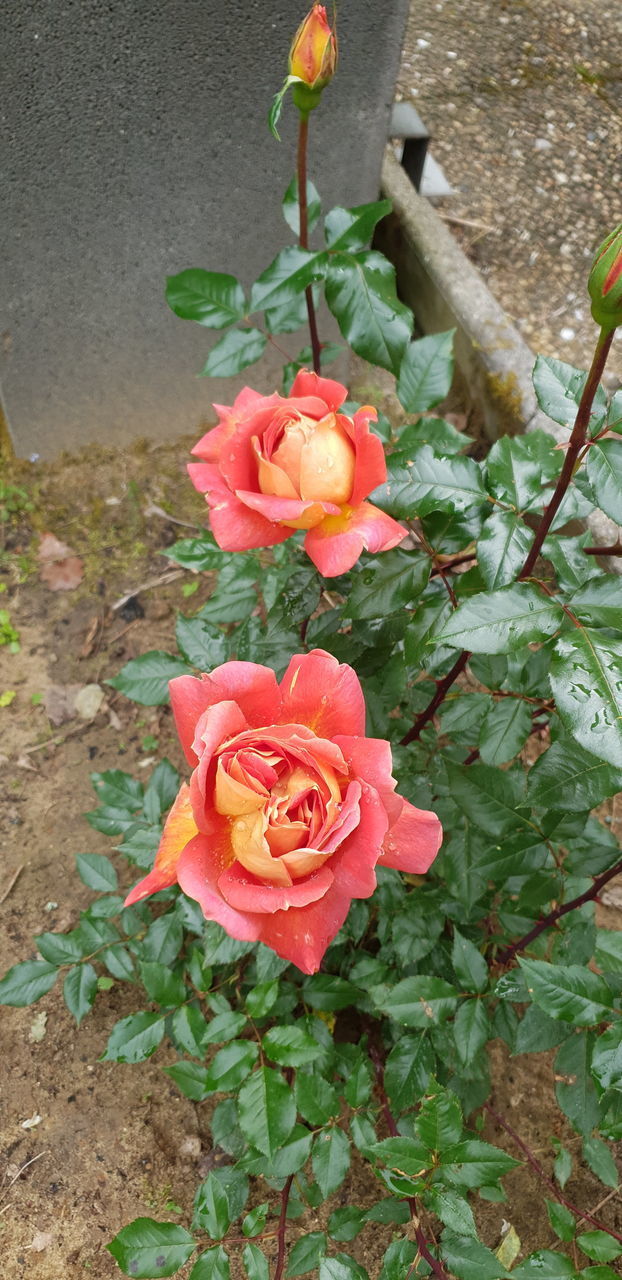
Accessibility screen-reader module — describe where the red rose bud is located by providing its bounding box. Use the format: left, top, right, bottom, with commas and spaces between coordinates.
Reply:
289, 4, 337, 110
588, 222, 622, 332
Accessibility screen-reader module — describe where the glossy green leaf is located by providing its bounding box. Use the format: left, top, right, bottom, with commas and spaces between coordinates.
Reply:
205, 1040, 259, 1092
319, 1255, 369, 1280
191, 1247, 231, 1280
175, 613, 229, 670
166, 269, 245, 328
324, 251, 413, 374
161, 536, 228, 572
200, 327, 267, 377
556, 1032, 601, 1136
263, 1024, 321, 1067
452, 929, 488, 993
103, 1012, 165, 1063
295, 1073, 340, 1126
370, 1136, 431, 1178
528, 738, 622, 812
373, 445, 485, 519
576, 1232, 622, 1263
63, 963, 98, 1025
586, 439, 622, 523
436, 585, 562, 654
108, 650, 191, 705
550, 630, 622, 768
312, 1126, 351, 1197
373, 976, 458, 1027
440, 1139, 519, 1188
512, 1251, 576, 1279
107, 1219, 196, 1277
533, 354, 607, 430
479, 697, 533, 765
324, 200, 392, 251
582, 1135, 619, 1189
163, 1061, 211, 1102
250, 247, 327, 313
396, 330, 455, 413
238, 1067, 296, 1158
396, 415, 466, 454
486, 433, 558, 509
0, 959, 59, 1007
546, 1200, 575, 1242
282, 175, 322, 237
75, 852, 118, 892
139, 961, 187, 1007
569, 576, 622, 628
477, 512, 534, 589
286, 1232, 328, 1276
444, 761, 530, 837
519, 958, 614, 1025
440, 1230, 511, 1280
453, 999, 491, 1068
417, 1088, 463, 1150
345, 548, 429, 619
426, 1188, 477, 1237
591, 1023, 622, 1093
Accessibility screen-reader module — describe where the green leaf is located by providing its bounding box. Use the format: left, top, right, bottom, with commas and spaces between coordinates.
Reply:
533, 354, 607, 430
166, 269, 245, 328
325, 200, 392, 251
200, 328, 267, 378
582, 1135, 619, 1189
312, 1127, 351, 1197
108, 650, 191, 705
302, 974, 359, 1011
142, 913, 184, 965
344, 1060, 372, 1108
528, 738, 622, 812
191, 1247, 231, 1280
139, 962, 187, 1007
286, 1233, 328, 1277
35, 929, 86, 964
479, 697, 533, 765
556, 1033, 601, 1135
453, 999, 491, 1068
595, 930, 622, 976
373, 976, 458, 1027
546, 1199, 576, 1242
175, 613, 229, 670
426, 1188, 477, 1237
328, 1209, 365, 1243
107, 1218, 196, 1277
569, 576, 622, 628
345, 548, 429, 619
586, 440, 622, 523
550, 630, 622, 768
242, 1203, 269, 1239
452, 929, 488, 992
161, 535, 228, 572
263, 1025, 321, 1067
514, 1005, 573, 1055
576, 1233, 622, 1263
319, 1255, 369, 1280
592, 1023, 622, 1093
512, 1251, 576, 1279
440, 1139, 519, 1188
417, 1088, 463, 1150
193, 1173, 235, 1241
0, 959, 58, 1007
477, 512, 534, 589
91, 769, 144, 809
75, 852, 118, 892
324, 250, 413, 375
265, 291, 310, 335
242, 1244, 267, 1280
163, 1061, 211, 1102
373, 445, 485, 519
444, 761, 530, 837
441, 1230, 510, 1280
370, 1136, 431, 1181
486, 433, 558, 509
295, 1072, 340, 1126
397, 330, 455, 413
63, 963, 98, 1025
384, 1034, 434, 1110
238, 1067, 296, 1158
205, 1040, 259, 1092
436, 585, 562, 654
196, 559, 259, 625
396, 415, 466, 455
103, 1012, 165, 1063
250, 247, 327, 313
282, 176, 321, 237
520, 958, 614, 1025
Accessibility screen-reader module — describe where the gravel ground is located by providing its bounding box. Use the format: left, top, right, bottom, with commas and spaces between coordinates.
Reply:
397, 0, 622, 385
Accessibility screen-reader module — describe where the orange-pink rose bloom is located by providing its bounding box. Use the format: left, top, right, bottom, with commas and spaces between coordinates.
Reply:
188, 370, 407, 577
125, 651, 442, 973
289, 4, 337, 91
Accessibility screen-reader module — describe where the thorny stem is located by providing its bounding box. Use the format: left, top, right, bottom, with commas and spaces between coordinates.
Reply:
401, 326, 615, 746
495, 855, 622, 966
400, 652, 470, 746
273, 1175, 294, 1280
484, 1103, 622, 1244
297, 116, 322, 375
519, 326, 614, 579
368, 1037, 450, 1280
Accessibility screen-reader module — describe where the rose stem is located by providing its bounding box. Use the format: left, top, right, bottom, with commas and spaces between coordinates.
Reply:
495, 855, 622, 966
297, 115, 322, 374
401, 325, 615, 746
519, 325, 614, 579
272, 1174, 294, 1280
483, 1102, 622, 1242
368, 1037, 451, 1280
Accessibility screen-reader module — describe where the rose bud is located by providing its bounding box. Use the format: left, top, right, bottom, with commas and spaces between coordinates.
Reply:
289, 4, 337, 113
188, 370, 407, 577
125, 651, 443, 974
588, 222, 622, 332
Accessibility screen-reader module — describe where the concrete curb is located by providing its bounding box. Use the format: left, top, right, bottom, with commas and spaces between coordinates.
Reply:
378, 148, 620, 555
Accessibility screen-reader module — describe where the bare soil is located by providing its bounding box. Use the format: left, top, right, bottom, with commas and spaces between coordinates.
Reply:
1, 441, 622, 1277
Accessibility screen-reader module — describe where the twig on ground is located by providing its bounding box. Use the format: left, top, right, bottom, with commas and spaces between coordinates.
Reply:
111, 569, 184, 611
0, 865, 24, 906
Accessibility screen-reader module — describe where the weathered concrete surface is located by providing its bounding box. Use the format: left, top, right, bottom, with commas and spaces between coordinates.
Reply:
379, 148, 621, 559
1, 1, 408, 459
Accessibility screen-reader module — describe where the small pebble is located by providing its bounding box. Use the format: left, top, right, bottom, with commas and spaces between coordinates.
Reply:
560, 327, 575, 341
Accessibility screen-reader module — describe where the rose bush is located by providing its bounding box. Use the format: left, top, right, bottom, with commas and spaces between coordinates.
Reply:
187, 369, 407, 576
125, 649, 442, 972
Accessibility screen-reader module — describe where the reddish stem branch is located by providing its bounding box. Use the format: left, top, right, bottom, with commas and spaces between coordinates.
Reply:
484, 1103, 622, 1243
368, 1038, 450, 1280
496, 856, 622, 966
400, 651, 470, 746
297, 116, 322, 375
272, 1175, 294, 1280
584, 543, 622, 556
519, 327, 614, 579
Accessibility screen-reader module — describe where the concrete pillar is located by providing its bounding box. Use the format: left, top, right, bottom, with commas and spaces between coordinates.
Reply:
1, 1, 408, 459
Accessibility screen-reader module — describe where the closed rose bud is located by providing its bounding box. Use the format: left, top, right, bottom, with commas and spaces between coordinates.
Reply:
289, 4, 337, 112
588, 222, 622, 332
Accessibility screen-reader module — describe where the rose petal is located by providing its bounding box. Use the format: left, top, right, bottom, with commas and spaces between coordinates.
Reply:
379, 798, 443, 873
334, 735, 403, 825
236, 488, 338, 531
218, 862, 334, 913
177, 829, 263, 941
170, 664, 281, 765
348, 410, 388, 505
304, 502, 407, 576
124, 784, 197, 905
289, 369, 347, 413
203, 486, 292, 552
279, 650, 366, 737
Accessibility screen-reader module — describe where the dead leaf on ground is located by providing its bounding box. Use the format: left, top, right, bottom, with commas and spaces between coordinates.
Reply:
37, 533, 84, 591
44, 684, 82, 727
28, 1231, 54, 1252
